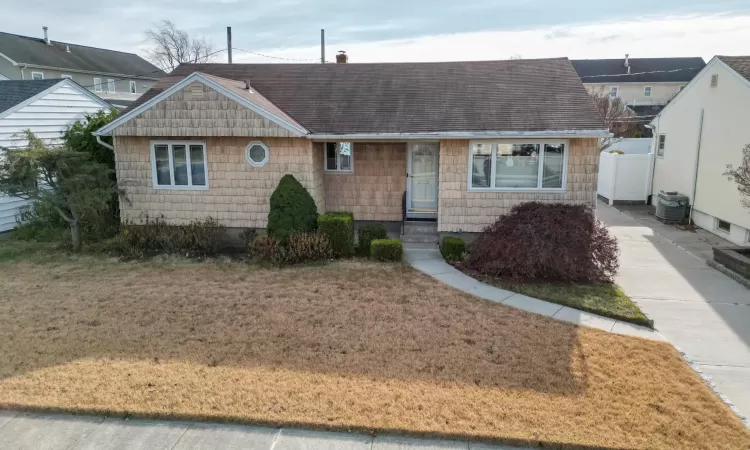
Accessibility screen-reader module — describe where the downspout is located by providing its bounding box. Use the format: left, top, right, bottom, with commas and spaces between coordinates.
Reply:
96, 135, 114, 151
689, 109, 705, 224
645, 122, 657, 205
20, 64, 26, 80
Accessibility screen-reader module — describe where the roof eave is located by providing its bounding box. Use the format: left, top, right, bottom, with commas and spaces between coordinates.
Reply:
308, 130, 612, 140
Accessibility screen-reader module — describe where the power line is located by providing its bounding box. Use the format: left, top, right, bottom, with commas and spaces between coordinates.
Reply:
579, 67, 703, 79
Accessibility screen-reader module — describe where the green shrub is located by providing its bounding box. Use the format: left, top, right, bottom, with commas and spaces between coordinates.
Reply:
275, 232, 333, 265
121, 215, 226, 256
357, 223, 388, 256
370, 238, 403, 261
267, 174, 318, 242
441, 236, 467, 261
249, 235, 278, 262
317, 213, 354, 257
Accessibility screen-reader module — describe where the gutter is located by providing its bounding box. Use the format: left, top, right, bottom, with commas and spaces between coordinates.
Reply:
13, 62, 162, 80
96, 135, 114, 151
308, 130, 612, 140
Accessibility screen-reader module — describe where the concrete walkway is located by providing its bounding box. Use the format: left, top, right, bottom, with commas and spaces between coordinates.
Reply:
0, 411, 525, 450
404, 248, 663, 341
597, 202, 750, 422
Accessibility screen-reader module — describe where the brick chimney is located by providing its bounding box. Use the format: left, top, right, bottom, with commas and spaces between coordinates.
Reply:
336, 51, 348, 64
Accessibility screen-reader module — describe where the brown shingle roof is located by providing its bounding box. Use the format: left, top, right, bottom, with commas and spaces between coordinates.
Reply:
126, 58, 606, 134
717, 56, 750, 83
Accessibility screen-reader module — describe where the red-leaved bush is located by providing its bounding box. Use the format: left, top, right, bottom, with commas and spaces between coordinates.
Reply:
465, 203, 619, 282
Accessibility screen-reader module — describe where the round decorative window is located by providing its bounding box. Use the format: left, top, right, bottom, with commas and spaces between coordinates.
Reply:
245, 141, 269, 167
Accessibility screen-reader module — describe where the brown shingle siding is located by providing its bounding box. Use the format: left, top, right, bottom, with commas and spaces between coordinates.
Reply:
437, 138, 598, 232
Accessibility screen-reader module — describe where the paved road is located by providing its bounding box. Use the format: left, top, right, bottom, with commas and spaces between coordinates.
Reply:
0, 411, 525, 450
597, 202, 750, 421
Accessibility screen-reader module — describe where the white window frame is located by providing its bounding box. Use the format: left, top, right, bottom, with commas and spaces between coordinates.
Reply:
609, 86, 618, 98
644, 86, 652, 97
31, 71, 44, 80
150, 140, 209, 190
107, 79, 116, 93
245, 141, 269, 167
61, 74, 72, 79
467, 140, 569, 192
716, 218, 731, 234
657, 134, 666, 157
129, 80, 137, 94
94, 78, 102, 92
324, 142, 354, 173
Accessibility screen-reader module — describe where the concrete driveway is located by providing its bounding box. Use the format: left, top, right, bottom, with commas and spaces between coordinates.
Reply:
597, 202, 750, 421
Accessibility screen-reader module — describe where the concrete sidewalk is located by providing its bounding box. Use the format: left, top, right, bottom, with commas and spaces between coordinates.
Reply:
0, 411, 525, 450
597, 202, 750, 422
404, 248, 662, 340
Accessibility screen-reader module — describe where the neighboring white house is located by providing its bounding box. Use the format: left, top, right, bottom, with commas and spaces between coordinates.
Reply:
0, 78, 110, 232
649, 55, 750, 246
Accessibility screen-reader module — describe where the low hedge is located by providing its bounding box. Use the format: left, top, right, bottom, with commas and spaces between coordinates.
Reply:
370, 238, 403, 261
441, 236, 467, 261
317, 213, 354, 257
357, 223, 388, 256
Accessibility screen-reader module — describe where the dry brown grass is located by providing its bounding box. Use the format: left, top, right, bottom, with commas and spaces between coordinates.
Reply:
0, 257, 748, 449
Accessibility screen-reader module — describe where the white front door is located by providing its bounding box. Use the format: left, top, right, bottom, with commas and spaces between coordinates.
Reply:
407, 142, 439, 219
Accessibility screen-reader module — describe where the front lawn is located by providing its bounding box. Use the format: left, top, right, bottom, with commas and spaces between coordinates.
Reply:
0, 251, 747, 448
473, 274, 652, 327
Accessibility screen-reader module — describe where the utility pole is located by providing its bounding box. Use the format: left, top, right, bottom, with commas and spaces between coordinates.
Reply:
320, 29, 325, 64
227, 27, 232, 63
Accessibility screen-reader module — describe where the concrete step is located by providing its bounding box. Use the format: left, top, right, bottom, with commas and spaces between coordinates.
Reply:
402, 242, 439, 250
403, 222, 438, 235
400, 233, 439, 244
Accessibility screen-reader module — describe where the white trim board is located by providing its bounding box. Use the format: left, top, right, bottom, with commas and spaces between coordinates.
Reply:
0, 79, 111, 120
94, 72, 309, 137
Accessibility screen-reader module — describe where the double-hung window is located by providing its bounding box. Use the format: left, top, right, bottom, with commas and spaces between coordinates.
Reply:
325, 142, 353, 172
644, 86, 652, 97
31, 71, 44, 80
129, 80, 137, 94
657, 134, 666, 157
609, 86, 618, 98
469, 141, 567, 190
107, 79, 116, 93
151, 141, 208, 190
93, 78, 102, 92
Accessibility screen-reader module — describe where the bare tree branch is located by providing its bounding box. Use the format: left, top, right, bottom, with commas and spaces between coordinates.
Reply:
724, 144, 750, 209
144, 20, 217, 73
588, 88, 641, 152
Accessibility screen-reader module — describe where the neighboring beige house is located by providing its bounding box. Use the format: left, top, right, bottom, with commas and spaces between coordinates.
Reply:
0, 28, 164, 107
94, 58, 608, 241
571, 56, 705, 114
649, 55, 750, 246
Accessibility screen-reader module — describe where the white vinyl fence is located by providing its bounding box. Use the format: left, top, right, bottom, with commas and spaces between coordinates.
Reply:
597, 151, 654, 204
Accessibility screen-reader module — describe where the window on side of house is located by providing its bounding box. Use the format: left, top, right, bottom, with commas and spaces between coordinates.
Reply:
468, 141, 566, 191
716, 219, 731, 233
710, 74, 719, 88
31, 72, 44, 80
94, 78, 102, 92
129, 80, 137, 94
609, 86, 618, 98
107, 79, 116, 93
657, 134, 666, 157
151, 141, 208, 189
325, 142, 353, 172
644, 86, 652, 97
61, 74, 72, 79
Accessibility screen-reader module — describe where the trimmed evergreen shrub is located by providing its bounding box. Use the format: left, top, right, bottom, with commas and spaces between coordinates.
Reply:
465, 202, 619, 282
357, 223, 388, 256
370, 238, 403, 261
317, 213, 354, 257
267, 174, 318, 242
441, 236, 467, 261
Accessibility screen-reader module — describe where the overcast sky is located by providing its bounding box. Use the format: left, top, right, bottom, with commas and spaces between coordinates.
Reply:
2, 0, 750, 65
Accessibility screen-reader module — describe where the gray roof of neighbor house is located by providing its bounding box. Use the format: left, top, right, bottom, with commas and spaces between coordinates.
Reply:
0, 31, 165, 79
123, 58, 607, 134
0, 79, 62, 114
717, 56, 750, 82
571, 57, 706, 84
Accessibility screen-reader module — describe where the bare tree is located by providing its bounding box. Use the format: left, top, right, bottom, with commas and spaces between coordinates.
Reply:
588, 88, 640, 152
724, 144, 750, 209
145, 20, 217, 73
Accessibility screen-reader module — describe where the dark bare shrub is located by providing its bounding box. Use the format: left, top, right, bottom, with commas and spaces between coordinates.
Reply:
466, 203, 619, 282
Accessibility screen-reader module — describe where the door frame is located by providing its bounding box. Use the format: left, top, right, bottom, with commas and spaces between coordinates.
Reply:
406, 141, 440, 219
